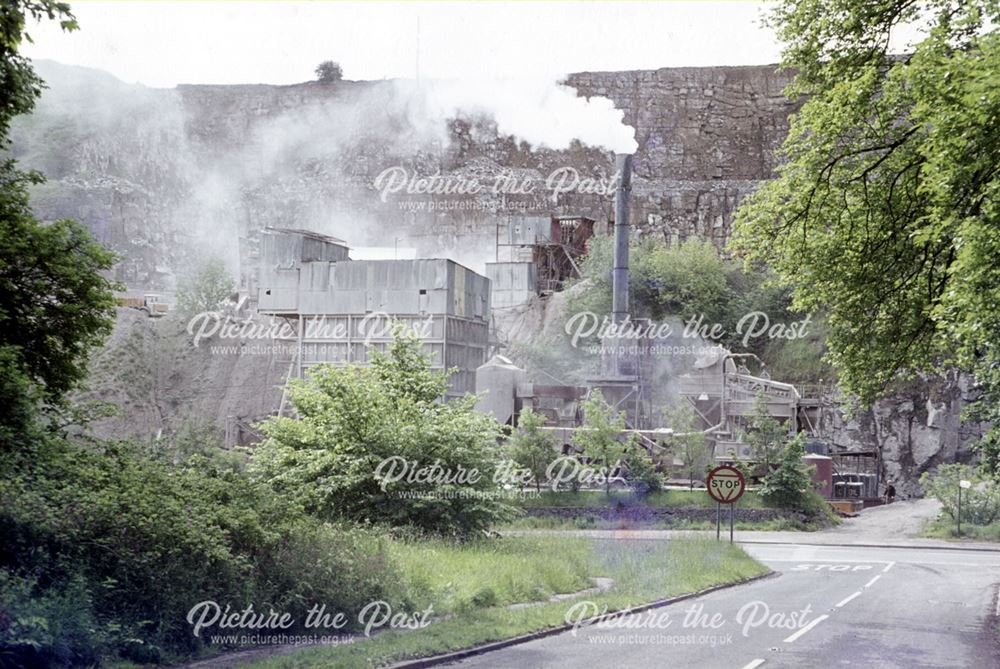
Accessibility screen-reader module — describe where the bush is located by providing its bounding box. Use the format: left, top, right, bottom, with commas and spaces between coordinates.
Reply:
921, 464, 1000, 526
576, 390, 629, 494
175, 258, 235, 317
251, 331, 514, 536
567, 238, 807, 360
623, 446, 663, 494
0, 436, 404, 664
0, 572, 103, 668
508, 408, 558, 491
758, 433, 817, 512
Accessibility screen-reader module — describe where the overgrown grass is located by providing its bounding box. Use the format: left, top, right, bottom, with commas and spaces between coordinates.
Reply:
236, 538, 767, 669
387, 536, 594, 614
921, 517, 1000, 542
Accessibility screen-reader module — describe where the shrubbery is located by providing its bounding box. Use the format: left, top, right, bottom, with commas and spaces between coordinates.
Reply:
508, 408, 558, 492
566, 237, 827, 380
921, 464, 1000, 526
251, 332, 515, 536
0, 437, 404, 664
758, 434, 829, 519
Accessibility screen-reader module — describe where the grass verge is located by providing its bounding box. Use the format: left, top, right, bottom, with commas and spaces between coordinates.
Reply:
502, 515, 824, 532
234, 538, 766, 669
921, 517, 1000, 542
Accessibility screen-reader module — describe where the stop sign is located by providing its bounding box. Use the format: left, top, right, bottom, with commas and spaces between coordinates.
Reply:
706, 465, 746, 504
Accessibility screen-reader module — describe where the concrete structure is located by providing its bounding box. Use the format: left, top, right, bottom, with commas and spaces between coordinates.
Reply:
257, 228, 490, 398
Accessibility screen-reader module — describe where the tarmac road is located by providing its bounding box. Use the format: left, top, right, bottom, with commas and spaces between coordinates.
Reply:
442, 541, 1000, 669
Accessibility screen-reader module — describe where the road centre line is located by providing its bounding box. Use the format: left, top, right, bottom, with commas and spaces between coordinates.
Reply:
864, 575, 881, 588
784, 614, 829, 643
882, 561, 896, 572
740, 660, 765, 669
835, 591, 862, 608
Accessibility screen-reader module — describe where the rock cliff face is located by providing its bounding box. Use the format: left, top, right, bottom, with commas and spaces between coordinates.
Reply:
14, 61, 797, 289
813, 374, 988, 496
20, 60, 984, 486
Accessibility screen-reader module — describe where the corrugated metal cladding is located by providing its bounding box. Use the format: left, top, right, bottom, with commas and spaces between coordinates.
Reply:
295, 315, 488, 396
256, 230, 490, 397
284, 259, 489, 319
508, 216, 556, 246
486, 262, 536, 309
258, 229, 350, 313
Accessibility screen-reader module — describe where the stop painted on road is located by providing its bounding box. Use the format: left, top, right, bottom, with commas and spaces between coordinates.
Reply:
790, 564, 875, 571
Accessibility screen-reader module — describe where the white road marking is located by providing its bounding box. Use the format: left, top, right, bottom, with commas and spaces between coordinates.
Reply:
835, 591, 862, 608
761, 558, 892, 564
882, 561, 896, 573
754, 555, 996, 568
864, 575, 881, 588
784, 614, 829, 643
740, 660, 766, 669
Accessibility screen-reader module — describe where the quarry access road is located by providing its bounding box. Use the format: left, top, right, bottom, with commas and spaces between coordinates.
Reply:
505, 497, 1000, 551
441, 541, 1000, 669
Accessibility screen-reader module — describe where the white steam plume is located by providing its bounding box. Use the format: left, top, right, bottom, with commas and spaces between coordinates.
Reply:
395, 78, 638, 154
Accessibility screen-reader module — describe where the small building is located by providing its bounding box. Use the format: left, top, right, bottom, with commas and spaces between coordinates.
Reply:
473, 355, 528, 425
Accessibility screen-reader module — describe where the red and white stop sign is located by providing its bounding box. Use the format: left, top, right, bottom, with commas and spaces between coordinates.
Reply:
706, 465, 746, 504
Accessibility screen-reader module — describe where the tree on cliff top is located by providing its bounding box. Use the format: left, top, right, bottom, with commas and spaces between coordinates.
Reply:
731, 0, 1000, 475
0, 1, 116, 447
315, 60, 343, 82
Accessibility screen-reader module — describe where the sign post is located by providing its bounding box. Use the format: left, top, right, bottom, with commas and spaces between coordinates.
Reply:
958, 479, 972, 536
706, 465, 747, 543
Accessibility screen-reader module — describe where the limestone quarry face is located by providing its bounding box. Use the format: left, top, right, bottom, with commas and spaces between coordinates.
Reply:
812, 373, 988, 496
14, 61, 798, 289
26, 60, 986, 488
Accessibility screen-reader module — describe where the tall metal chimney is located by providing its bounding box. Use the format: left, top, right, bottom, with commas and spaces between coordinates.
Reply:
612, 154, 633, 325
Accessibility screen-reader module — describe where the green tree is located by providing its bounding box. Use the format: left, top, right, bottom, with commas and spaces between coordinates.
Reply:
665, 404, 712, 489
576, 389, 628, 493
566, 236, 811, 367
745, 392, 788, 476
0, 2, 115, 446
508, 408, 557, 491
622, 443, 662, 494
731, 0, 1000, 473
175, 257, 235, 316
251, 331, 513, 536
758, 433, 816, 511
315, 60, 343, 82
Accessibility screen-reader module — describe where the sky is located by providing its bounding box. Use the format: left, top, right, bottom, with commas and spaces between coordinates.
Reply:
23, 1, 787, 87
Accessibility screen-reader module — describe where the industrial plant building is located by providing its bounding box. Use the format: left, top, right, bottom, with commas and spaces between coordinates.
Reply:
256, 227, 490, 399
